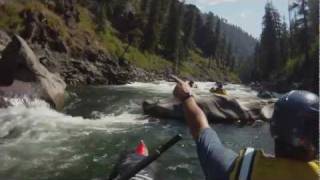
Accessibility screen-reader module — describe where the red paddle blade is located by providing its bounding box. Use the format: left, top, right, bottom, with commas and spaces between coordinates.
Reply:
135, 140, 149, 156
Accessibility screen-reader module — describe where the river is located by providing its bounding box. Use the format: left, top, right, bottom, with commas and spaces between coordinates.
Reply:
0, 82, 274, 180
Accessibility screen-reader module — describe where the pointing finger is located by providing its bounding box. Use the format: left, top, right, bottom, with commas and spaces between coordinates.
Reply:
170, 75, 184, 84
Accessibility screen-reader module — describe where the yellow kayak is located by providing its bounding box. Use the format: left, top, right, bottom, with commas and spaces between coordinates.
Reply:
210, 88, 228, 95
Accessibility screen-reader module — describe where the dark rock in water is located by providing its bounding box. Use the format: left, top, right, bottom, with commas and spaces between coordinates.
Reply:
143, 95, 275, 124
0, 35, 66, 110
143, 99, 185, 120
258, 90, 276, 99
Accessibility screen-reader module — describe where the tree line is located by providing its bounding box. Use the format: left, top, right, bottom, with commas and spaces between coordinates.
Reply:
250, 0, 318, 93
93, 0, 256, 74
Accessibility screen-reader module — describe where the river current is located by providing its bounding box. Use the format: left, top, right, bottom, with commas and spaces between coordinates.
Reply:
0, 82, 274, 180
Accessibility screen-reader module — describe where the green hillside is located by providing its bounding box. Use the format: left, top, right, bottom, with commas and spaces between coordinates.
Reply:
0, 0, 260, 84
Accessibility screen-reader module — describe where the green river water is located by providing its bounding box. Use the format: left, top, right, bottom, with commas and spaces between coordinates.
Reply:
0, 82, 274, 180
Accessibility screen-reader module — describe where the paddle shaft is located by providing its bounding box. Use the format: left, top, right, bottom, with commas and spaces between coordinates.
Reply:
116, 134, 182, 180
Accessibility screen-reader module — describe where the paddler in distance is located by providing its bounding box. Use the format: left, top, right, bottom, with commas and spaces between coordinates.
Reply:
210, 82, 227, 95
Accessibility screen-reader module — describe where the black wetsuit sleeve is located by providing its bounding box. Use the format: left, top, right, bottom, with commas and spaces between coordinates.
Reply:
196, 128, 237, 180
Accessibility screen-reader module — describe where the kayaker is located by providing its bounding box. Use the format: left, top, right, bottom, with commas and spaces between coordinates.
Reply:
188, 80, 198, 88
210, 82, 227, 95
172, 75, 319, 180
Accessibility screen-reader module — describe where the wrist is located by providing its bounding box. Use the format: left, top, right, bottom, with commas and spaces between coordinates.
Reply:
180, 91, 193, 102
182, 94, 194, 104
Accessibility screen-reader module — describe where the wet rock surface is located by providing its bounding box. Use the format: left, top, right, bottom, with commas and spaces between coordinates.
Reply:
143, 94, 275, 124
0, 35, 66, 110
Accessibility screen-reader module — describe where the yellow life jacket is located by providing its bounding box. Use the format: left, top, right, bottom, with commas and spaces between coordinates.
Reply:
229, 148, 320, 180
210, 88, 227, 95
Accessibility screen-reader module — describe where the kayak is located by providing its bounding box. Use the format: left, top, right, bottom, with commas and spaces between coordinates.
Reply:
109, 135, 182, 180
108, 141, 156, 180
210, 88, 228, 95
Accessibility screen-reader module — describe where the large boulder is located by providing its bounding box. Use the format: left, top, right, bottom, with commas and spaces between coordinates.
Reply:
143, 95, 275, 124
0, 35, 66, 110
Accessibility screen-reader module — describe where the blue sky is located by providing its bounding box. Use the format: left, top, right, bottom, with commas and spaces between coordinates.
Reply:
184, 0, 289, 38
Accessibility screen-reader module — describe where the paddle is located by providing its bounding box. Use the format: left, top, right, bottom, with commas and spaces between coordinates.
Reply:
109, 134, 182, 180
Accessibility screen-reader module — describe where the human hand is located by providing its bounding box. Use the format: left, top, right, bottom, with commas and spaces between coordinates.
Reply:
171, 75, 192, 102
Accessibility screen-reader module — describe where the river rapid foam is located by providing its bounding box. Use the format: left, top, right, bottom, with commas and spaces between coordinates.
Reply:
0, 82, 274, 180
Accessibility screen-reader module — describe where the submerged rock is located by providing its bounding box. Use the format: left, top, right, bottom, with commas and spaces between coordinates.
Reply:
0, 35, 66, 110
143, 95, 275, 124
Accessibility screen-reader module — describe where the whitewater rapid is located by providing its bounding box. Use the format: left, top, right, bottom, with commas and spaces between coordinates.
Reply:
0, 82, 274, 180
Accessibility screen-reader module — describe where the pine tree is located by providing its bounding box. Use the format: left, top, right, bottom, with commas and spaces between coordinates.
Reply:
162, 0, 184, 63
141, 0, 151, 15
252, 43, 261, 81
212, 19, 221, 68
289, 0, 318, 92
202, 13, 216, 68
253, 0, 318, 92
225, 42, 233, 70
218, 33, 227, 68
308, 0, 319, 40
181, 5, 197, 60
96, 0, 108, 32
259, 2, 281, 80
142, 0, 162, 52
203, 13, 215, 59
194, 13, 206, 52
308, 0, 319, 93
279, 19, 289, 69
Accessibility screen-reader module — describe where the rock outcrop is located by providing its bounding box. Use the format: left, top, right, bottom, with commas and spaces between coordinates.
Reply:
20, 9, 68, 53
35, 47, 134, 86
0, 35, 66, 110
143, 95, 275, 124
13, 1, 138, 86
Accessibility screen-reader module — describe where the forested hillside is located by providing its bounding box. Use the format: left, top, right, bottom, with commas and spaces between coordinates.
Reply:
0, 0, 257, 85
220, 19, 257, 60
243, 0, 318, 93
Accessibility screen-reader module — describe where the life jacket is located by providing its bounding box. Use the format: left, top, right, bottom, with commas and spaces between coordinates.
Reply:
229, 148, 320, 180
210, 88, 227, 95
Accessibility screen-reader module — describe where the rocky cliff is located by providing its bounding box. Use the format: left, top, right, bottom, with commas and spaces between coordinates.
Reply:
0, 0, 163, 87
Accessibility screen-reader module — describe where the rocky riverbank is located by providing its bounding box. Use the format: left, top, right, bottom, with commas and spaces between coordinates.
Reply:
0, 29, 163, 86
1, 27, 213, 86
0, 29, 229, 87
0, 0, 165, 87
0, 0, 239, 88
0, 30, 235, 110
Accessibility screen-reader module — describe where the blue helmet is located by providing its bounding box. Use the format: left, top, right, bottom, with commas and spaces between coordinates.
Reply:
270, 90, 319, 148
